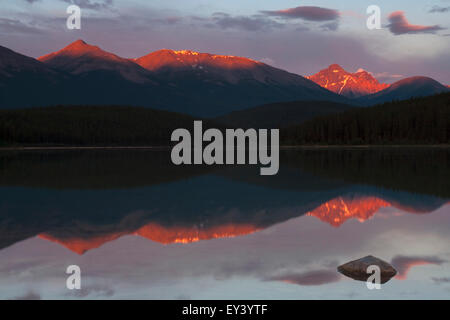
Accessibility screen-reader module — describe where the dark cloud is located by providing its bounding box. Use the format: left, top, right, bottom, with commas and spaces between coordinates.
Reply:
60, 0, 113, 11
432, 277, 450, 284
163, 17, 183, 25
66, 284, 115, 298
0, 18, 42, 35
262, 6, 339, 22
428, 6, 450, 13
391, 255, 446, 280
320, 21, 339, 31
295, 25, 310, 32
210, 258, 264, 280
149, 16, 183, 26
212, 13, 284, 32
267, 270, 341, 286
387, 11, 445, 35
10, 291, 41, 300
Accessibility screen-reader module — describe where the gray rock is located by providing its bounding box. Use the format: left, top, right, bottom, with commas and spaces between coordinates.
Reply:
337, 255, 397, 284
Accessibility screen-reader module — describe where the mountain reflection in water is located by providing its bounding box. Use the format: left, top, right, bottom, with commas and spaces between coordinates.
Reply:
0, 148, 448, 299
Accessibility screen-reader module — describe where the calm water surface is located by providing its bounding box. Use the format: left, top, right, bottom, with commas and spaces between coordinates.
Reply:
0, 148, 449, 299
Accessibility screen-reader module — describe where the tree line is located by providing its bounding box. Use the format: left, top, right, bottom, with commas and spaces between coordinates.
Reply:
0, 105, 216, 146
0, 93, 449, 146
280, 93, 449, 145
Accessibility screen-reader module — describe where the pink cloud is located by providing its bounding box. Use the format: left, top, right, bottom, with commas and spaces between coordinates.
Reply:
387, 11, 444, 35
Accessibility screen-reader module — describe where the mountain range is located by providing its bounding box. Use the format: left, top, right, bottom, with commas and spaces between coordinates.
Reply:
0, 40, 345, 116
0, 39, 448, 116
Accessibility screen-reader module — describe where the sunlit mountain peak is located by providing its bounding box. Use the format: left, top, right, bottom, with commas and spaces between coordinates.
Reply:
307, 64, 389, 98
37, 39, 153, 83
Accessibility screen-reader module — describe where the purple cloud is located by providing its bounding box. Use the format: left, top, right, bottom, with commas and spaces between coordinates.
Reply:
212, 13, 284, 32
267, 270, 341, 286
387, 11, 444, 35
320, 21, 339, 31
428, 6, 450, 13
432, 277, 450, 284
262, 6, 339, 22
0, 18, 42, 35
60, 0, 113, 11
10, 291, 41, 300
65, 284, 115, 298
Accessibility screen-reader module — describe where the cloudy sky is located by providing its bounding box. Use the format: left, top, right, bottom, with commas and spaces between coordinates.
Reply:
0, 0, 449, 83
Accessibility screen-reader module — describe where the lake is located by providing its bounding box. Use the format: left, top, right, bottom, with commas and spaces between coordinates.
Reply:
0, 148, 449, 299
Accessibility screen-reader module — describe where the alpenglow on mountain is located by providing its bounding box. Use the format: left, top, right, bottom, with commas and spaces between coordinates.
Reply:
307, 64, 390, 98
0, 40, 347, 116
1, 40, 448, 116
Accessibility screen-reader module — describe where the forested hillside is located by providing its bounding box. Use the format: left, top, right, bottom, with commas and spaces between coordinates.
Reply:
0, 93, 449, 147
281, 93, 450, 145
0, 106, 214, 146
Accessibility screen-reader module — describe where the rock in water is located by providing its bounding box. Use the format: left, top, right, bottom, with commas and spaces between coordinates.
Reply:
337, 255, 397, 284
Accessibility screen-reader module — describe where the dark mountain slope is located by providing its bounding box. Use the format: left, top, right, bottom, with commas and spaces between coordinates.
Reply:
357, 76, 449, 106
0, 45, 70, 108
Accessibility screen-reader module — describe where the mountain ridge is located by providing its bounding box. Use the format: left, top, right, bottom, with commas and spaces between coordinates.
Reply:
356, 76, 449, 105
1, 40, 448, 115
38, 39, 155, 83
1, 40, 349, 116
